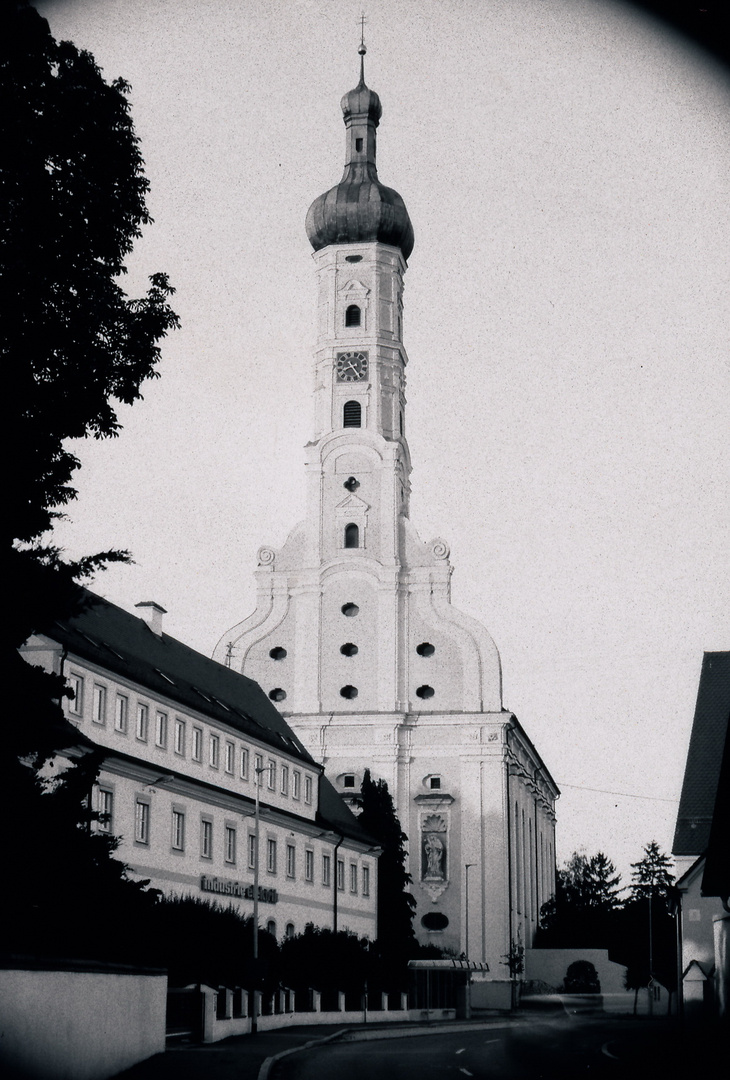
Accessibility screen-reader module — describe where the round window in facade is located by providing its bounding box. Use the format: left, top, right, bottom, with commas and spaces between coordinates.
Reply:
269, 647, 287, 660
343, 476, 360, 492
341, 603, 359, 617
416, 685, 435, 699
416, 642, 435, 657
421, 912, 449, 931
340, 642, 359, 656
269, 688, 286, 702
340, 685, 358, 699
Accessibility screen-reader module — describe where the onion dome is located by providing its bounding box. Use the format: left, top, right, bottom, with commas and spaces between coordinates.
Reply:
306, 48, 414, 261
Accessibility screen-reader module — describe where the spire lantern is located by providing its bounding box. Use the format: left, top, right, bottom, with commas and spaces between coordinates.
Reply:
305, 45, 414, 261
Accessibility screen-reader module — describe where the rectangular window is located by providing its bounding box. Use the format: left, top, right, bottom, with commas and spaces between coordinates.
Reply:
292, 770, 301, 800
136, 703, 149, 742
267, 759, 276, 790
362, 865, 370, 897
225, 740, 234, 774
322, 853, 331, 887
115, 694, 128, 733
155, 711, 168, 748
337, 859, 345, 892
305, 849, 314, 883
266, 838, 277, 874
172, 809, 185, 851
240, 747, 249, 780
192, 726, 203, 761
225, 825, 236, 864
92, 684, 107, 726
68, 673, 84, 716
304, 775, 313, 805
280, 765, 289, 796
209, 734, 220, 769
248, 833, 256, 870
201, 818, 213, 859
135, 799, 150, 845
174, 718, 186, 756
97, 788, 113, 833
286, 843, 296, 879
350, 863, 358, 894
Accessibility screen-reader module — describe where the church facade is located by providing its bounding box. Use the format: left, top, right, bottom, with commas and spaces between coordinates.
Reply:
215, 53, 558, 966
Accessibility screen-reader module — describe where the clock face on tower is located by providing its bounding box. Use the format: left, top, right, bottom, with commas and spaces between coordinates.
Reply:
336, 351, 369, 382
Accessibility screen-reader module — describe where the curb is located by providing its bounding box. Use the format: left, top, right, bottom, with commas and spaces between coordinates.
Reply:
258, 1028, 349, 1080
257, 1018, 514, 1079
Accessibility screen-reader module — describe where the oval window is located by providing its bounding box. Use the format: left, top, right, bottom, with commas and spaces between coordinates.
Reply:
416, 685, 434, 699
269, 688, 286, 702
416, 642, 435, 657
341, 603, 359, 617
269, 647, 287, 660
421, 912, 449, 931
340, 643, 358, 656
340, 685, 358, 699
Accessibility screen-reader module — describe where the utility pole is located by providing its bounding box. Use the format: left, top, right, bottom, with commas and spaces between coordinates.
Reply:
251, 765, 265, 1034
464, 863, 475, 959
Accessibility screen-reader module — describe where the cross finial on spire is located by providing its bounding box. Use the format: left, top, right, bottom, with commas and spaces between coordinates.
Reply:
358, 12, 367, 84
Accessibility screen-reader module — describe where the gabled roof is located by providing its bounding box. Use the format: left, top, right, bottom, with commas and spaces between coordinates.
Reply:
42, 588, 375, 846
46, 588, 313, 764
673, 652, 730, 857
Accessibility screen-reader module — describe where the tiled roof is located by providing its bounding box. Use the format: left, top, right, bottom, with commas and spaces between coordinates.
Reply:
45, 588, 375, 847
672, 652, 730, 857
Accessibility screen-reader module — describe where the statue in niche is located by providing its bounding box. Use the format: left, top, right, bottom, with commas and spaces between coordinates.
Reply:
423, 833, 445, 880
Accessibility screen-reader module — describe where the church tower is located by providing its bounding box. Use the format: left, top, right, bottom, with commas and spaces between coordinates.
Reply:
216, 48, 558, 966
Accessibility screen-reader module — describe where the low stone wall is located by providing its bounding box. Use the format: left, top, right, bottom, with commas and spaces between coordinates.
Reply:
0, 961, 166, 1079
201, 987, 413, 1044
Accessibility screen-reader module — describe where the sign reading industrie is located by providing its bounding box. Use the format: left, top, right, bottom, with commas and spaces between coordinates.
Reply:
201, 875, 278, 904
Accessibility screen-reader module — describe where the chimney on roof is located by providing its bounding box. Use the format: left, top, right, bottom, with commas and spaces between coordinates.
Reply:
135, 601, 167, 636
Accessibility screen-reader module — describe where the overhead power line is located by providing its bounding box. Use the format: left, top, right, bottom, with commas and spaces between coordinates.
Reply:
558, 782, 679, 804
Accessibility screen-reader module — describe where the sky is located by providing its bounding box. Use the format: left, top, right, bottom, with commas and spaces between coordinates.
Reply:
38, 0, 729, 886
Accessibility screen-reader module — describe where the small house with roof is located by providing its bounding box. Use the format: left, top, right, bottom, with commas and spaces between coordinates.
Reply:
672, 651, 730, 1018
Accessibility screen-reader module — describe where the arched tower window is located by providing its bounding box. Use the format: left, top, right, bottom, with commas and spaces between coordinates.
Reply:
344, 523, 359, 548
343, 400, 361, 427
345, 304, 361, 327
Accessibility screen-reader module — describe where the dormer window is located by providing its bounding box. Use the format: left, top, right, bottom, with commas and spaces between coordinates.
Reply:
345, 304, 361, 327
343, 400, 361, 427
344, 523, 359, 548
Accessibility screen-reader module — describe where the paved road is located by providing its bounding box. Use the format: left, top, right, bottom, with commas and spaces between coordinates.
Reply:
272, 1014, 721, 1080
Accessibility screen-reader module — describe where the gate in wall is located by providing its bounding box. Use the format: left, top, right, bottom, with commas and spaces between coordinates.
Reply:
166, 987, 205, 1041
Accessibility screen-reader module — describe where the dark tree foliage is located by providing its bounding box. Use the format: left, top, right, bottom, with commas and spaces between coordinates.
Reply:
536, 851, 622, 949
2, 3, 178, 958
3, 3, 179, 548
279, 924, 371, 995
621, 841, 677, 997
358, 769, 416, 984
564, 960, 601, 994
146, 898, 279, 992
4, 748, 161, 961
536, 844, 677, 1000
629, 840, 675, 904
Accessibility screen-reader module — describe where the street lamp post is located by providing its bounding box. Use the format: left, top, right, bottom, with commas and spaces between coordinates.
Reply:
251, 765, 266, 1034
464, 863, 475, 959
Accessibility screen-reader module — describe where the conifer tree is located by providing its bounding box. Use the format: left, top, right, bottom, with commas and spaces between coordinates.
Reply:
358, 770, 416, 982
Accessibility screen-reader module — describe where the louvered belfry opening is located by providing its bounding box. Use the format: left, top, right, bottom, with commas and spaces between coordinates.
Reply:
343, 400, 361, 427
